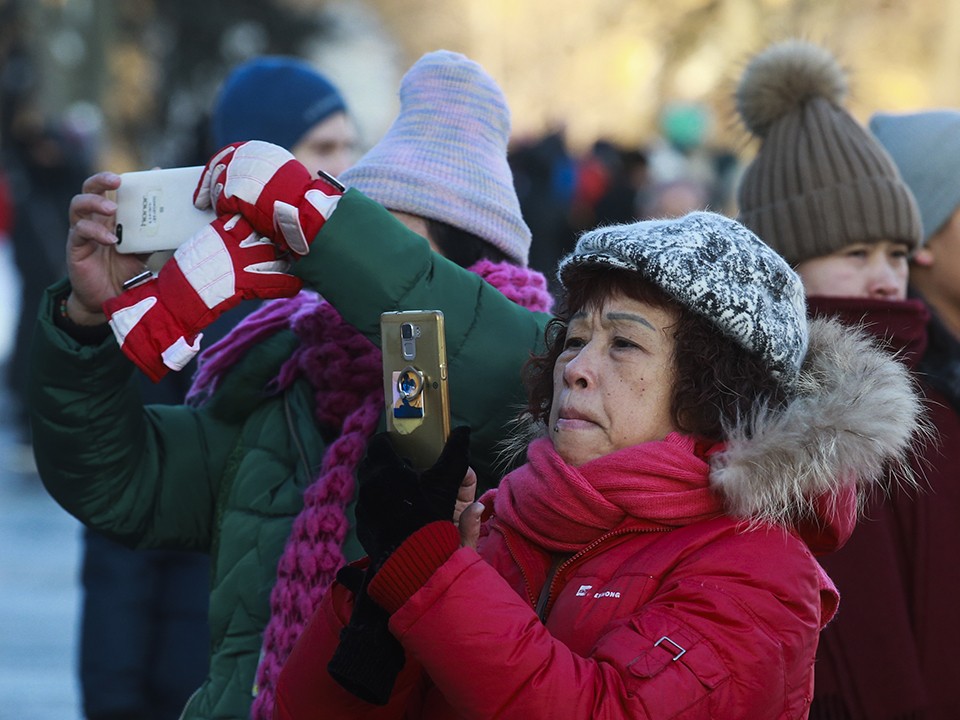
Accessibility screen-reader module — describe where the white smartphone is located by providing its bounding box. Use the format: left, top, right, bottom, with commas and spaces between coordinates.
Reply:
112, 166, 216, 254
381, 310, 452, 470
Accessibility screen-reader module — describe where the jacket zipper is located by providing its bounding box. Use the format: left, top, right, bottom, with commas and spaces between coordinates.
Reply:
537, 526, 669, 621
501, 530, 539, 607
535, 556, 570, 618
285, 389, 313, 480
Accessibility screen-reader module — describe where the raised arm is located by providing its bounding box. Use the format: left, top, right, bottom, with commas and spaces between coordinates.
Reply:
296, 190, 551, 485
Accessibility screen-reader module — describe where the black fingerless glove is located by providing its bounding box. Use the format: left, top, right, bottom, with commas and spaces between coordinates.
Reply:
327, 564, 405, 705
326, 426, 471, 705
356, 425, 471, 569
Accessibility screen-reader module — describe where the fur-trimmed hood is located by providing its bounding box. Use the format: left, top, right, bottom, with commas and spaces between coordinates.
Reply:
711, 316, 926, 549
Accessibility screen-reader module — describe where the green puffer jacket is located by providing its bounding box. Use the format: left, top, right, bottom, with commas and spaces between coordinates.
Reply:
29, 190, 551, 719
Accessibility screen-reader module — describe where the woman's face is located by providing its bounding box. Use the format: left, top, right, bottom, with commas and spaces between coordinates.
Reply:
795, 240, 910, 300
548, 292, 679, 466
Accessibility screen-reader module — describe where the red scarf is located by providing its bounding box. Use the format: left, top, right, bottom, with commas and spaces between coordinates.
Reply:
494, 434, 725, 553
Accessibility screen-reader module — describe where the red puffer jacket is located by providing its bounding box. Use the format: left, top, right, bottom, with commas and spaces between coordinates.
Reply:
275, 317, 922, 720
278, 512, 836, 719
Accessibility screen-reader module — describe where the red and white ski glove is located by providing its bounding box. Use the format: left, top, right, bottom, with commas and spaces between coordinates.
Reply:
193, 140, 344, 256
103, 214, 303, 382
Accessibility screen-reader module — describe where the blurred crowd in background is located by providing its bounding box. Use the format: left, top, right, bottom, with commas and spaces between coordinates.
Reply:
0, 109, 742, 437
0, 44, 741, 439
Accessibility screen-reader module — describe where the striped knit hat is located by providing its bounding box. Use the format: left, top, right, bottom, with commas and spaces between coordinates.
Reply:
339, 50, 532, 266
735, 40, 921, 266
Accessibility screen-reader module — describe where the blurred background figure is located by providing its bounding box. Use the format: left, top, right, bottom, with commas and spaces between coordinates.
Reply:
508, 128, 576, 294
638, 176, 710, 219
646, 101, 713, 185
591, 146, 650, 224
733, 39, 958, 720
210, 54, 357, 178
870, 108, 960, 720
3, 114, 88, 443
0, 166, 16, 366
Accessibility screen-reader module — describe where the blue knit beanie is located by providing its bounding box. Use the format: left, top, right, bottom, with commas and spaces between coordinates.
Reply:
870, 110, 960, 243
211, 56, 347, 152
339, 50, 531, 266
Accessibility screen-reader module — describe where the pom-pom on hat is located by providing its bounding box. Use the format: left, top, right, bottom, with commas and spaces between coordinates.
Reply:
339, 50, 532, 266
870, 110, 960, 243
735, 40, 921, 265
558, 211, 809, 385
211, 56, 347, 152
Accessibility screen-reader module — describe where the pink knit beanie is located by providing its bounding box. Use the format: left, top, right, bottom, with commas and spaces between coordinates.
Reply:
339, 50, 532, 266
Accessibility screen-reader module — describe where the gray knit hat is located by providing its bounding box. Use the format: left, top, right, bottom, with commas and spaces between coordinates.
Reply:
558, 211, 809, 384
870, 110, 960, 243
735, 40, 921, 266
339, 50, 531, 266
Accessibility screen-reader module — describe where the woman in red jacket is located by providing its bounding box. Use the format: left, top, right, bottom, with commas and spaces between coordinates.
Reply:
275, 211, 924, 719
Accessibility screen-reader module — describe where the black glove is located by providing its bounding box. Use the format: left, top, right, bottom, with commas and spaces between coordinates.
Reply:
327, 564, 405, 705
327, 427, 471, 705
355, 425, 472, 568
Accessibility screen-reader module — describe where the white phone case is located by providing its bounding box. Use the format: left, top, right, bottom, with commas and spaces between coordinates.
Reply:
113, 166, 216, 254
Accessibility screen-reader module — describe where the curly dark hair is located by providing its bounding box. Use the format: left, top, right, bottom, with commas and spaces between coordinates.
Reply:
522, 265, 790, 442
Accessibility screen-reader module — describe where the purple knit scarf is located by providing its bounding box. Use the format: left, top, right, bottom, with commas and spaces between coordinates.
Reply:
186, 260, 552, 719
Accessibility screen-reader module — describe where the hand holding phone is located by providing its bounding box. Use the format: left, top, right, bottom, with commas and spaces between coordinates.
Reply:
112, 166, 217, 254
66, 171, 147, 323
380, 310, 451, 470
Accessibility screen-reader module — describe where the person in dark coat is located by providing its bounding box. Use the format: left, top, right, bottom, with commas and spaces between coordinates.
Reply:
734, 39, 960, 720
870, 108, 960, 720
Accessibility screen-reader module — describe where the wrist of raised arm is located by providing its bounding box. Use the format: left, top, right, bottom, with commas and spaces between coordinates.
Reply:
65, 291, 108, 326
54, 290, 112, 345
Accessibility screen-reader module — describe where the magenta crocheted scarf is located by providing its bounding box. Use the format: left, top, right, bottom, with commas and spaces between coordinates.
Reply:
186, 259, 552, 720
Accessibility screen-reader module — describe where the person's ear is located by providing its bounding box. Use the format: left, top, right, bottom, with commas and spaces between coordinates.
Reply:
911, 246, 935, 268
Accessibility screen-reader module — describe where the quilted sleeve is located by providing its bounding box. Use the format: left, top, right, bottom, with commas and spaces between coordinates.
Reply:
28, 279, 240, 551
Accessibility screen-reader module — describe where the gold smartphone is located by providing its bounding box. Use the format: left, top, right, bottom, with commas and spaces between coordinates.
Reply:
380, 310, 451, 470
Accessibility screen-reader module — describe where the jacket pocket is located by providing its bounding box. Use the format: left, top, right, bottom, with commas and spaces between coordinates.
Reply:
596, 611, 731, 718
626, 623, 727, 689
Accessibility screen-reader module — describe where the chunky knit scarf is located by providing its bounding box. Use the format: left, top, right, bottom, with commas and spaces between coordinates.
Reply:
493, 434, 725, 554
187, 259, 552, 720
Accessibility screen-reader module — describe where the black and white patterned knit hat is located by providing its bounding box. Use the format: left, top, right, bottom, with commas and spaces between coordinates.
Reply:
558, 211, 809, 384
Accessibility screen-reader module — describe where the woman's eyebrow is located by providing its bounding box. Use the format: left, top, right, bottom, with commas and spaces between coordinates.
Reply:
606, 311, 655, 331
